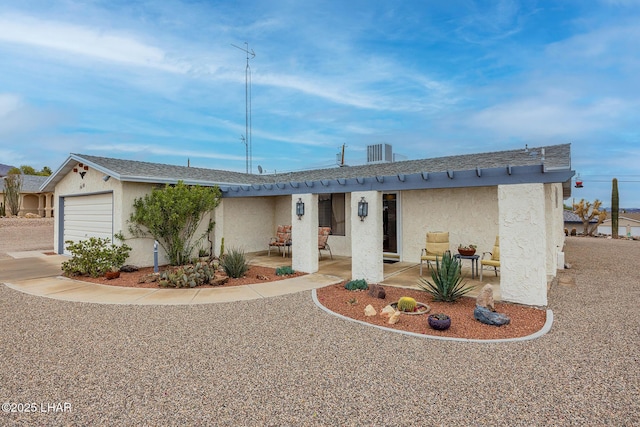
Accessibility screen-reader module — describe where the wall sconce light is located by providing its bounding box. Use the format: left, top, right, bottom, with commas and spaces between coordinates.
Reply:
358, 197, 368, 221
296, 198, 305, 220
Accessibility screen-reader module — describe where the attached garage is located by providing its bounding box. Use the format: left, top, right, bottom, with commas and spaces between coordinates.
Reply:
61, 192, 114, 254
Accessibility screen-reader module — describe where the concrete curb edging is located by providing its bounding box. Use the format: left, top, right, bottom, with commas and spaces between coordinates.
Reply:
311, 289, 554, 343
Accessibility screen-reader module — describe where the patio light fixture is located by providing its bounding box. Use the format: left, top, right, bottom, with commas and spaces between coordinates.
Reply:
357, 197, 368, 221
296, 198, 305, 220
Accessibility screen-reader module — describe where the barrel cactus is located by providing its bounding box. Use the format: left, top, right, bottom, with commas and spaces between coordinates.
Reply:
397, 296, 417, 312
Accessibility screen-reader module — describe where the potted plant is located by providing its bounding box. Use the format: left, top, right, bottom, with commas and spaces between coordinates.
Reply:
457, 244, 477, 256
428, 313, 451, 330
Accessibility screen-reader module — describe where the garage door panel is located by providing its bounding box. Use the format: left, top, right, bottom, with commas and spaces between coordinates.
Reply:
63, 193, 114, 254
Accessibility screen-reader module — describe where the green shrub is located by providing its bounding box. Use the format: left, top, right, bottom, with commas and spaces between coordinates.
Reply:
158, 262, 216, 288
344, 279, 368, 291
275, 266, 295, 276
397, 296, 417, 312
128, 181, 220, 265
61, 235, 131, 278
0, 202, 5, 217
417, 252, 474, 302
221, 248, 249, 278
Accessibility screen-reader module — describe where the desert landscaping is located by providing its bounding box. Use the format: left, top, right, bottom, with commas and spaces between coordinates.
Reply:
1, 216, 639, 424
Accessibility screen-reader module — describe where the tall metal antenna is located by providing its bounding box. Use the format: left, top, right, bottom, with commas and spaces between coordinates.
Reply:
232, 42, 255, 174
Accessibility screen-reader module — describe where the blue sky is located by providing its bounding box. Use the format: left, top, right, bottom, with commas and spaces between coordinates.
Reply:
1, 0, 639, 207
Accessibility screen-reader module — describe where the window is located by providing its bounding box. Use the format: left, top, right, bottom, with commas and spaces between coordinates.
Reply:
318, 193, 345, 236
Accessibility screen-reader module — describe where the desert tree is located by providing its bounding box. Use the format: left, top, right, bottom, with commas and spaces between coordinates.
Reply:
128, 181, 221, 265
3, 171, 22, 216
573, 199, 607, 236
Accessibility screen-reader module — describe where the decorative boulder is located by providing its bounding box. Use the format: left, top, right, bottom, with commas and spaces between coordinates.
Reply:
138, 273, 159, 284
476, 284, 495, 312
364, 304, 377, 317
474, 305, 510, 326
121, 265, 139, 273
380, 305, 396, 318
388, 311, 401, 324
367, 283, 386, 299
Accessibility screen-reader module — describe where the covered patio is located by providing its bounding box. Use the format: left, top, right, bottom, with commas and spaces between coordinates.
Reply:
248, 252, 503, 300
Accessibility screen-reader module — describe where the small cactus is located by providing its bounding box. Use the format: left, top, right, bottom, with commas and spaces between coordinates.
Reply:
397, 296, 417, 312
344, 279, 368, 291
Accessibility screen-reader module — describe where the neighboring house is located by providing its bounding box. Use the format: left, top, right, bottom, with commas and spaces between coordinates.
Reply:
0, 174, 54, 217
598, 213, 640, 237
41, 143, 574, 306
563, 210, 597, 235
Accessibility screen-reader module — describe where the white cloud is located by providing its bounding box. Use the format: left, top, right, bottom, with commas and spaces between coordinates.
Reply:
0, 13, 189, 73
0, 93, 22, 117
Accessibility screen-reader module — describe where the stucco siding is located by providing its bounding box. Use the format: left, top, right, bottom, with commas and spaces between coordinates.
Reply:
219, 197, 276, 254
53, 166, 123, 257
499, 183, 548, 306
401, 186, 499, 263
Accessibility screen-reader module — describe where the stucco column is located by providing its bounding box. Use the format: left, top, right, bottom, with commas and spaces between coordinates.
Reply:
292, 193, 319, 274
498, 183, 548, 306
45, 193, 53, 218
351, 190, 383, 283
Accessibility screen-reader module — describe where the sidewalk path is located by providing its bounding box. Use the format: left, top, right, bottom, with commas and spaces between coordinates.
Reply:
0, 254, 343, 305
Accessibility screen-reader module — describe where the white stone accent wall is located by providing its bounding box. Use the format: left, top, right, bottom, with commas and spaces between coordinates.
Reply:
498, 183, 548, 306
351, 191, 383, 283
292, 193, 319, 274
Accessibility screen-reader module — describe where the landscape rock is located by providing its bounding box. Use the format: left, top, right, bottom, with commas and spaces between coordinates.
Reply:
137, 273, 159, 284
380, 305, 396, 318
120, 265, 139, 273
388, 311, 401, 324
474, 305, 511, 326
364, 304, 377, 317
476, 284, 495, 311
211, 276, 229, 286
367, 283, 386, 299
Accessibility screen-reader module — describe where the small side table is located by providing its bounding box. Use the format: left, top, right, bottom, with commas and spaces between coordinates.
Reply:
454, 254, 480, 279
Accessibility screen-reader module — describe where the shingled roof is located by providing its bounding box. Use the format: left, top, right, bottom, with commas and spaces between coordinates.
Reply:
1, 174, 48, 193
40, 144, 574, 198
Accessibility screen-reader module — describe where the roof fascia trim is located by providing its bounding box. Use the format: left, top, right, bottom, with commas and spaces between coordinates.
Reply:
220, 165, 575, 198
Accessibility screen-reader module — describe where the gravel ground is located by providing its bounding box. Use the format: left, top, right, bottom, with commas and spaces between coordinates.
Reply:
1, 228, 639, 425
0, 217, 54, 259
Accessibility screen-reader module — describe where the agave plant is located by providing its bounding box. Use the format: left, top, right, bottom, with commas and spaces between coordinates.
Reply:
418, 251, 475, 302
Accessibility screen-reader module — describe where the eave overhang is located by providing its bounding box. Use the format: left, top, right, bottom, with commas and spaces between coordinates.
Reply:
220, 164, 575, 198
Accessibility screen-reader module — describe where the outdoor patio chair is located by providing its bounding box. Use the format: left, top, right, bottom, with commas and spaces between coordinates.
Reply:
419, 231, 450, 275
480, 236, 500, 281
268, 225, 292, 257
318, 227, 333, 259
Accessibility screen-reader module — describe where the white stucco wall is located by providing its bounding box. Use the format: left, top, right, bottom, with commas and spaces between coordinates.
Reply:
545, 183, 565, 275
53, 166, 125, 256
498, 183, 548, 306
292, 193, 319, 273
215, 197, 277, 256
326, 193, 352, 257
401, 186, 499, 263
351, 190, 383, 283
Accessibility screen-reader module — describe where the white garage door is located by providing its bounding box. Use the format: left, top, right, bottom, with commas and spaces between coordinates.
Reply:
63, 193, 114, 254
